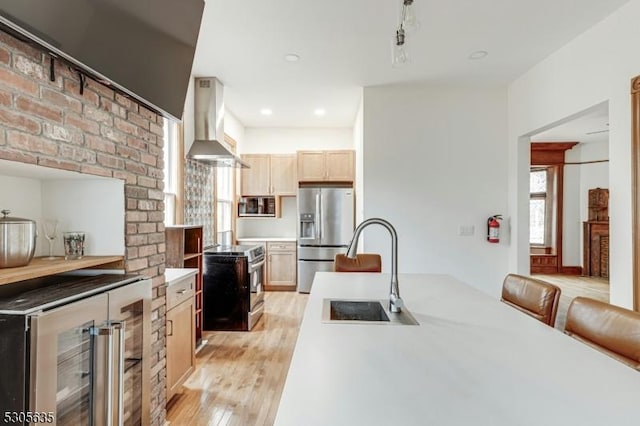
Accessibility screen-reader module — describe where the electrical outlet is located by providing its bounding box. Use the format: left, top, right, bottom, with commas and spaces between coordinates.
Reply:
458, 225, 475, 236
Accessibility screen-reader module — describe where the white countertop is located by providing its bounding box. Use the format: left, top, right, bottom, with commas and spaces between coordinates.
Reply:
236, 237, 296, 242
275, 272, 640, 426
164, 268, 198, 286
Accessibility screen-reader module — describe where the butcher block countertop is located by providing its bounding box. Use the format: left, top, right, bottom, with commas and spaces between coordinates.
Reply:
0, 255, 124, 286
275, 272, 640, 426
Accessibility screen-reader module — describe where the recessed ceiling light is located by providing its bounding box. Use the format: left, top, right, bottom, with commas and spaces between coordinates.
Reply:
469, 50, 488, 60
284, 53, 300, 62
260, 108, 272, 116
314, 108, 326, 116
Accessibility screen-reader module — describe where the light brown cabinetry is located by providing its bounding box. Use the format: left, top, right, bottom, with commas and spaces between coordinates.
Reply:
165, 225, 204, 347
583, 221, 609, 278
297, 150, 354, 182
166, 272, 196, 402
270, 154, 297, 195
241, 154, 296, 196
241, 154, 270, 195
266, 241, 297, 290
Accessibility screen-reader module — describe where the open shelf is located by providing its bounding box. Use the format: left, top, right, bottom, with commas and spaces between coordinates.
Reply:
165, 225, 204, 349
183, 253, 200, 261
0, 255, 125, 286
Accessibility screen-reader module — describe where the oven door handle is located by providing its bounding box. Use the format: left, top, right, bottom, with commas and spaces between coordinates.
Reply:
250, 258, 266, 271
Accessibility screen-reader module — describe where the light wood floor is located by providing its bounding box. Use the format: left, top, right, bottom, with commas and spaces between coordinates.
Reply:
166, 291, 308, 426
533, 274, 609, 330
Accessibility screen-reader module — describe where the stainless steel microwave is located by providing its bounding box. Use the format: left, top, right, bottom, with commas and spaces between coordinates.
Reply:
238, 196, 276, 217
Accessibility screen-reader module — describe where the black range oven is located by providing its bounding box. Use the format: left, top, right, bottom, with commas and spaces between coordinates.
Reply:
202, 244, 265, 331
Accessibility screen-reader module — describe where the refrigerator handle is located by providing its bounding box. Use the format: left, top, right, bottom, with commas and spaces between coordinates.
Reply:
96, 324, 115, 426
113, 320, 126, 426
315, 192, 321, 241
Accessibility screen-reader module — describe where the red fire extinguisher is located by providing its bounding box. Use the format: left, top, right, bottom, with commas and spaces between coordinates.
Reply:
487, 215, 502, 243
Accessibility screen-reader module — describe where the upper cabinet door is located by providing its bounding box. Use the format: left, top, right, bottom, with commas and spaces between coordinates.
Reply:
241, 154, 270, 195
297, 151, 326, 182
270, 154, 297, 195
297, 150, 355, 183
325, 150, 354, 182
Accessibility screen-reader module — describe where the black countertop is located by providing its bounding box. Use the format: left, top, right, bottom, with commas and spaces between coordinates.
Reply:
0, 273, 142, 315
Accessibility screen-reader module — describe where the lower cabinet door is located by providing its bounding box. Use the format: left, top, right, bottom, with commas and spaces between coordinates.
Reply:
166, 299, 195, 401
267, 251, 297, 289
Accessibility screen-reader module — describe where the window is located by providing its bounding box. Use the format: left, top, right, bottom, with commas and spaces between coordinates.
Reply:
215, 135, 238, 245
216, 166, 233, 244
529, 167, 553, 246
163, 118, 179, 225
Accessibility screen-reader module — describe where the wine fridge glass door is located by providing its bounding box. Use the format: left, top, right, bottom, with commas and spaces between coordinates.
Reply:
107, 279, 152, 426
29, 293, 109, 426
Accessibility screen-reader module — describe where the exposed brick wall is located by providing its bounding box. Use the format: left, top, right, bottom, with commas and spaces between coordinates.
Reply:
0, 32, 167, 424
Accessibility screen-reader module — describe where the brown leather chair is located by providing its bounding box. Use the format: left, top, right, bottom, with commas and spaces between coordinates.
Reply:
564, 297, 640, 370
500, 274, 561, 327
334, 254, 382, 273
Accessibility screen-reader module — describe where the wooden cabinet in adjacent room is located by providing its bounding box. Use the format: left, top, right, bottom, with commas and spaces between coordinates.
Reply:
583, 188, 609, 278
583, 221, 609, 278
165, 225, 204, 347
297, 150, 354, 183
241, 153, 296, 196
165, 270, 196, 402
266, 241, 297, 290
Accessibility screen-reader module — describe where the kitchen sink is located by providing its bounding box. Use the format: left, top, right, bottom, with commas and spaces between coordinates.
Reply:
322, 299, 419, 325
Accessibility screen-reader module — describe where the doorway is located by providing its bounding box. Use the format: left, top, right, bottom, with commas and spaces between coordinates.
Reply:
525, 103, 610, 313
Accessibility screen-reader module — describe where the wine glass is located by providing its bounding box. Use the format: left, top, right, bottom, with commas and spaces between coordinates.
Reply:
42, 219, 58, 260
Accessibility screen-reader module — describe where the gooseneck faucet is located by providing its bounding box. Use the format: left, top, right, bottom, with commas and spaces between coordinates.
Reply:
346, 218, 403, 313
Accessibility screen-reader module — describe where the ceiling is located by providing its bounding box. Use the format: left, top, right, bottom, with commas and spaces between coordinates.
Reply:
192, 0, 629, 128
531, 104, 610, 145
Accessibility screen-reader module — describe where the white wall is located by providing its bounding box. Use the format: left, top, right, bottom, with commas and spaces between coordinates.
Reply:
242, 128, 353, 154
42, 179, 125, 256
362, 83, 509, 296
508, 0, 639, 307
563, 146, 581, 266
0, 172, 124, 257
0, 175, 43, 254
0, 175, 42, 220
353, 94, 364, 225
225, 110, 245, 150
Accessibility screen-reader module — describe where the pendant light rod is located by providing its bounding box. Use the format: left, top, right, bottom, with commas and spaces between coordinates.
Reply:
392, 0, 417, 65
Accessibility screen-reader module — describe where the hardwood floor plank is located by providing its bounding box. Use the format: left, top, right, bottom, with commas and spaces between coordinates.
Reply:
167, 291, 308, 426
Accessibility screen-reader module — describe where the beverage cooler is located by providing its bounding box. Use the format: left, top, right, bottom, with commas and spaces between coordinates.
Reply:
0, 273, 151, 426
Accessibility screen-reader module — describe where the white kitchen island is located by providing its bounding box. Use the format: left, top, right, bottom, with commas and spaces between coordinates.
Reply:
275, 272, 640, 425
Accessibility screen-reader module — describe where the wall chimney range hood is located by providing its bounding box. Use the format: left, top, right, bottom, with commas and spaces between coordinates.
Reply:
187, 77, 248, 168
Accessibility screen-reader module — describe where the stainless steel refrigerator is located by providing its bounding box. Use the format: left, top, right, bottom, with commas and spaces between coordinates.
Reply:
297, 186, 355, 293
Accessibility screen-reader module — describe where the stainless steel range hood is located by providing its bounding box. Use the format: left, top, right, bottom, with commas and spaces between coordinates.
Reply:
187, 77, 248, 168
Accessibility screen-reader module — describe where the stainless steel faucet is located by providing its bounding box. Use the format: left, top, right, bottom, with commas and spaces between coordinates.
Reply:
346, 218, 404, 313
